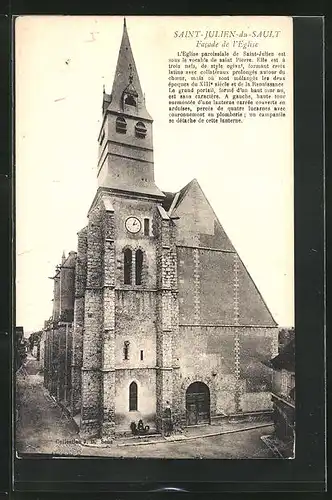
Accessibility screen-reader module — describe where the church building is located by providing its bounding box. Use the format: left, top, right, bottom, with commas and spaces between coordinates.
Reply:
43, 19, 279, 441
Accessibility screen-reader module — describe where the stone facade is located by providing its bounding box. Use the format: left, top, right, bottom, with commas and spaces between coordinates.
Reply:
39, 330, 46, 371
270, 332, 295, 458
43, 252, 76, 410
43, 20, 279, 440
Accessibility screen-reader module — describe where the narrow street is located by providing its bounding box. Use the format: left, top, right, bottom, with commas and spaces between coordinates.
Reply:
16, 355, 275, 459
16, 354, 80, 455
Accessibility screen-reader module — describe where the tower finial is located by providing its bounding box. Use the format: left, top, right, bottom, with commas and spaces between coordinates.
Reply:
124, 17, 126, 28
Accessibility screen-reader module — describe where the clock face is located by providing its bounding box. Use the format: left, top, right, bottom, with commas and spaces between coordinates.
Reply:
125, 216, 141, 234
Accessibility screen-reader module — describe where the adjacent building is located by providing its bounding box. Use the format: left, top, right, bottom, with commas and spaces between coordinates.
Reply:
269, 330, 295, 458
43, 19, 279, 440
15, 326, 26, 370
43, 251, 76, 409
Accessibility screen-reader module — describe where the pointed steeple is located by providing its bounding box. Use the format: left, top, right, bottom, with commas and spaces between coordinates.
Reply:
108, 20, 151, 119
61, 251, 66, 265
96, 19, 164, 199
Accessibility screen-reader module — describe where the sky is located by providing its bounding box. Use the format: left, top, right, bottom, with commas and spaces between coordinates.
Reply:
15, 16, 294, 334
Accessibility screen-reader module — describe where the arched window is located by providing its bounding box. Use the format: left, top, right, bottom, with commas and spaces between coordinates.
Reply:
135, 121, 147, 138
116, 116, 127, 134
135, 249, 143, 285
124, 94, 137, 107
129, 381, 138, 411
124, 248, 132, 284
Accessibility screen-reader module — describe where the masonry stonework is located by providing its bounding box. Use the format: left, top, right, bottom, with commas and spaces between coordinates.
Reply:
43, 20, 279, 441
70, 227, 87, 416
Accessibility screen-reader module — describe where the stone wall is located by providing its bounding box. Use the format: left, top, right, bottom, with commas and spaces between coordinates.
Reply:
43, 327, 52, 390
75, 191, 183, 438
111, 195, 165, 435
176, 325, 278, 420
155, 209, 179, 431
80, 201, 104, 438
44, 180, 279, 439
43, 322, 73, 408
114, 368, 156, 432
42, 252, 77, 410
100, 200, 116, 440
59, 252, 77, 321
171, 178, 278, 420
53, 275, 60, 321
39, 331, 46, 371
177, 246, 275, 327
71, 227, 87, 416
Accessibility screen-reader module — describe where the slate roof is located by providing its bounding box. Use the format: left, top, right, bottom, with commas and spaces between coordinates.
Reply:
162, 191, 176, 212
162, 179, 196, 214
107, 18, 152, 120
174, 180, 194, 210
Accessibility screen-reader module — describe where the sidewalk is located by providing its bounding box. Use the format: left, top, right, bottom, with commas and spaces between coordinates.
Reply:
113, 420, 273, 448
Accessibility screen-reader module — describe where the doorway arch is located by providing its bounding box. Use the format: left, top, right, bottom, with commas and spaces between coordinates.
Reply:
186, 381, 210, 426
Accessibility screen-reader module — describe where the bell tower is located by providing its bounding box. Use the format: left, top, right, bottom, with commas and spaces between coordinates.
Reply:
97, 18, 164, 199
76, 18, 176, 441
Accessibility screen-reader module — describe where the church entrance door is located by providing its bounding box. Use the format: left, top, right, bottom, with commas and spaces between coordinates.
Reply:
186, 381, 210, 425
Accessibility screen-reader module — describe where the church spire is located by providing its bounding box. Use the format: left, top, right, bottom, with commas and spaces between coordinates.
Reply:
108, 19, 151, 119
96, 19, 164, 199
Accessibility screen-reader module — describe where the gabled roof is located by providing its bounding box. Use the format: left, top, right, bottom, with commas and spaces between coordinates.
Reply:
161, 191, 175, 212
162, 179, 197, 215
173, 180, 194, 211
165, 177, 277, 327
